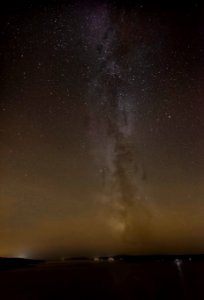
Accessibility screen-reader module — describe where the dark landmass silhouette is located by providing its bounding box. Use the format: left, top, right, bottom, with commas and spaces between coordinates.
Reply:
0, 257, 45, 270
112, 254, 204, 262
65, 256, 90, 261
1, 254, 204, 299
65, 254, 204, 262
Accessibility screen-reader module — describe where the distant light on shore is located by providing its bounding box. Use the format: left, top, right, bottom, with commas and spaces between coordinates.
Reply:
16, 251, 30, 259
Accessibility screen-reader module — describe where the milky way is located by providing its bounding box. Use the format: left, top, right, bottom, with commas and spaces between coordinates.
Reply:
85, 3, 151, 241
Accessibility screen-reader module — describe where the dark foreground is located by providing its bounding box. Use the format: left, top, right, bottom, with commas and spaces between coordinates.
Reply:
0, 260, 204, 299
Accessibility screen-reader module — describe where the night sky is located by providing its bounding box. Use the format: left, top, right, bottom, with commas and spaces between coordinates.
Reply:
0, 0, 204, 258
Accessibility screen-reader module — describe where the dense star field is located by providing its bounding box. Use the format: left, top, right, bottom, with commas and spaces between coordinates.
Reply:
0, 0, 203, 258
